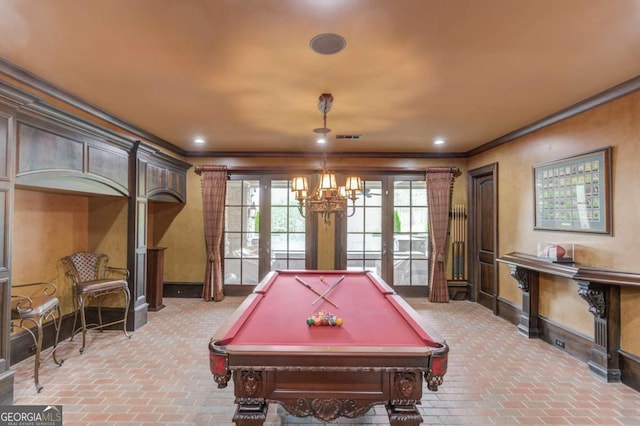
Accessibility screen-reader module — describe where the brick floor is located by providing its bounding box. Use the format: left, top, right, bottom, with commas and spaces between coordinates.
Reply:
11, 297, 640, 425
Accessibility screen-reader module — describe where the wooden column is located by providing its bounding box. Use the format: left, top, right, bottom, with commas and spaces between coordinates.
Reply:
147, 247, 167, 311
577, 281, 621, 382
0, 102, 16, 404
127, 143, 150, 330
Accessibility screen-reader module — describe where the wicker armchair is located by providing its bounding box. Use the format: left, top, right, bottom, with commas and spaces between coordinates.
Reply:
11, 282, 64, 392
61, 252, 131, 353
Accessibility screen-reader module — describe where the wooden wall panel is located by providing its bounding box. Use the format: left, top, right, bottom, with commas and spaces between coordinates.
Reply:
145, 160, 189, 203
15, 118, 130, 197
147, 164, 164, 193
0, 115, 7, 178
167, 169, 185, 197
87, 145, 129, 189
0, 191, 5, 271
17, 124, 83, 173
0, 103, 15, 405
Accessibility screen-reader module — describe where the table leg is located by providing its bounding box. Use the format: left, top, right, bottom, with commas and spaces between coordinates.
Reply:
386, 403, 423, 425
232, 400, 268, 426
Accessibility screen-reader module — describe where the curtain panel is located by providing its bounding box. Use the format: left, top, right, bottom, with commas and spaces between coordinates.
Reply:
426, 168, 458, 303
197, 166, 228, 301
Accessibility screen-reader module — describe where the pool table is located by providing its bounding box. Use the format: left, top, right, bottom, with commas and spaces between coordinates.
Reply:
209, 270, 448, 425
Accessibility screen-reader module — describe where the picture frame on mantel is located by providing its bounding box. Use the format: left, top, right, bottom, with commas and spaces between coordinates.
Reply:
533, 146, 612, 234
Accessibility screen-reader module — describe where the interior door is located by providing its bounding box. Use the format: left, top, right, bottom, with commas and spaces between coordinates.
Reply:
468, 164, 498, 312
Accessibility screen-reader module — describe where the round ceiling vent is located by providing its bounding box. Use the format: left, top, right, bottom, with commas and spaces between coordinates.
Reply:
310, 33, 346, 55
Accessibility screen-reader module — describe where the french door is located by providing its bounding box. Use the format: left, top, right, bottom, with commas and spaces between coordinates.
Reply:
339, 175, 429, 291
224, 176, 307, 286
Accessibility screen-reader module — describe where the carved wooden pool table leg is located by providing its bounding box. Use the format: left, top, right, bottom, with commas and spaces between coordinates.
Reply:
232, 399, 268, 426
386, 403, 423, 425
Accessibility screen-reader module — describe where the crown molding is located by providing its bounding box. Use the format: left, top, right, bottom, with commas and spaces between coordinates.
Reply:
0, 57, 186, 156
183, 150, 468, 159
3, 57, 639, 161
468, 74, 640, 157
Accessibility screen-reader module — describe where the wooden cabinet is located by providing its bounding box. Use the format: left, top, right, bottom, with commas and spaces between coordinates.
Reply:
147, 247, 167, 311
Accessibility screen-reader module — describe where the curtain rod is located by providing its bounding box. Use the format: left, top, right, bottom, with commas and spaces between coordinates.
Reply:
425, 167, 461, 177
193, 165, 229, 176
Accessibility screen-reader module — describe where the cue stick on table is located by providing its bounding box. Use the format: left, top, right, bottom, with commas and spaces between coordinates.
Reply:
294, 275, 339, 308
312, 275, 345, 305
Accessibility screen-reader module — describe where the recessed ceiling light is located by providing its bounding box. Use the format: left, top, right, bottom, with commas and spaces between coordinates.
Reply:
434, 138, 445, 145
194, 138, 205, 144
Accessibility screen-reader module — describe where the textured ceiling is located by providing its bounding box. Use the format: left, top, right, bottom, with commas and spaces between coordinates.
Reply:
1, 0, 640, 155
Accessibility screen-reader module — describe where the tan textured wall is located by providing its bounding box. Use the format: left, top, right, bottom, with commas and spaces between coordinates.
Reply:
89, 197, 128, 266
12, 190, 129, 314
12, 190, 89, 315
88, 196, 129, 306
468, 91, 640, 354
156, 158, 207, 282
622, 287, 640, 353
158, 157, 468, 282
538, 275, 593, 337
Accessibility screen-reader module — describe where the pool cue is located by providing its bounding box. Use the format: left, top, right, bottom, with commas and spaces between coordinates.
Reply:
312, 275, 345, 305
294, 276, 339, 308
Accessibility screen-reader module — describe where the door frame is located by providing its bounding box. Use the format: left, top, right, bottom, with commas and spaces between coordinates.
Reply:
467, 163, 499, 312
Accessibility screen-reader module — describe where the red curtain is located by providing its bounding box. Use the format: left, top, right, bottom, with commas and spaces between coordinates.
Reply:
426, 168, 456, 303
199, 166, 228, 301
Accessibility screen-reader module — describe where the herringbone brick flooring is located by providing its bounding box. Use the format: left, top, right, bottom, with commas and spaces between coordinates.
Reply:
11, 297, 640, 425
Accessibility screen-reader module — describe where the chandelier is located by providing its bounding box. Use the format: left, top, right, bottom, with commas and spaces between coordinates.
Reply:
291, 93, 362, 224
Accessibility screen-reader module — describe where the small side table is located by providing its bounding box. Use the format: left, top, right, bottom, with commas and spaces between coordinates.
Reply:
147, 247, 167, 311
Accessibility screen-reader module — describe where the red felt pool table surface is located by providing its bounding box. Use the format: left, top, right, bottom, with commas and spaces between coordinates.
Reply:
216, 270, 442, 351
209, 270, 449, 425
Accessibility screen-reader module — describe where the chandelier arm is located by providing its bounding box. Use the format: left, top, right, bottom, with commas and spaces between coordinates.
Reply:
346, 202, 357, 217
297, 203, 307, 218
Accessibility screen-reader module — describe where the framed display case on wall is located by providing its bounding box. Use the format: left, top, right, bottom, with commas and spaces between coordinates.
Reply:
533, 147, 612, 234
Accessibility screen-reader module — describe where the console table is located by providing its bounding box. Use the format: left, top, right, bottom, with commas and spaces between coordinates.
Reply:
497, 252, 640, 383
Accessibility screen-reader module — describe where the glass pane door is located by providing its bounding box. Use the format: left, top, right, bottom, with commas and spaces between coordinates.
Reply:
224, 179, 260, 284
393, 180, 429, 286
225, 178, 307, 285
270, 180, 306, 271
346, 180, 383, 273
